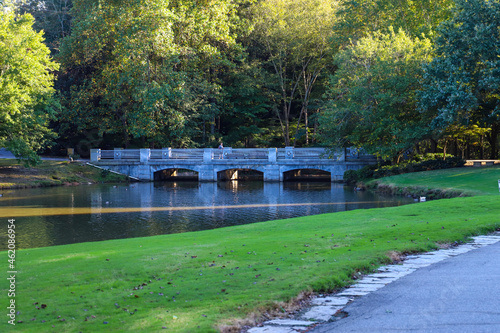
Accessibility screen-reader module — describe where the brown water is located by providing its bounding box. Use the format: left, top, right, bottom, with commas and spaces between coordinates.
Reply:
0, 181, 414, 250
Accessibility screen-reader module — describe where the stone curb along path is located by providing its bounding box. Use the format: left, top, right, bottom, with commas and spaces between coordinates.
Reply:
246, 232, 500, 333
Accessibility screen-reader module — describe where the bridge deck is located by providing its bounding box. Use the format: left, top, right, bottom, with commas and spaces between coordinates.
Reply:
90, 148, 377, 182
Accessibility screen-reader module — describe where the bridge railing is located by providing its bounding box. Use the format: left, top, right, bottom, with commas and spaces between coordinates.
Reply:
277, 147, 338, 160
150, 149, 204, 161
90, 147, 347, 163
223, 148, 269, 160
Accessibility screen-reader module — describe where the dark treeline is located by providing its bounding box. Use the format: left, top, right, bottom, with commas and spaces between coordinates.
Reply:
2, 0, 499, 164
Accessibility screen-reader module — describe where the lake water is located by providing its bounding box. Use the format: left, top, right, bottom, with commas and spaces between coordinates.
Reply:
0, 181, 414, 250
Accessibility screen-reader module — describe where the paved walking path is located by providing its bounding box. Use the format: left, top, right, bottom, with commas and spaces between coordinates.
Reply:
0, 148, 15, 159
0, 148, 87, 161
248, 232, 500, 333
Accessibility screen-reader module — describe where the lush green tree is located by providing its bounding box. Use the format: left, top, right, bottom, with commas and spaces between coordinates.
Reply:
167, 0, 255, 147
0, 9, 59, 165
320, 28, 434, 161
218, 57, 278, 147
58, 0, 180, 147
58, 0, 251, 149
333, 0, 455, 46
249, 0, 338, 146
418, 0, 500, 159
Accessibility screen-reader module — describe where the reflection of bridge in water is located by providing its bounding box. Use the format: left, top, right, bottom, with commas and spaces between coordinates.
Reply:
90, 147, 377, 182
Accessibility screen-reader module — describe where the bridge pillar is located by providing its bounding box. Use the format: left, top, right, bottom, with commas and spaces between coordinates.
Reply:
203, 149, 213, 162
264, 165, 280, 182
140, 149, 151, 162
136, 165, 153, 181
162, 148, 171, 159
268, 148, 277, 162
331, 164, 346, 182
90, 149, 101, 162
199, 165, 215, 182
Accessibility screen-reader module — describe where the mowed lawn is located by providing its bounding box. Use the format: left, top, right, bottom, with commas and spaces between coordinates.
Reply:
371, 165, 500, 196
1, 166, 499, 332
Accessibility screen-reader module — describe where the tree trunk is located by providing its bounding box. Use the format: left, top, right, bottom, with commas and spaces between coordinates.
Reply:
283, 104, 290, 146
305, 109, 309, 145
430, 138, 438, 153
480, 135, 484, 159
487, 123, 499, 159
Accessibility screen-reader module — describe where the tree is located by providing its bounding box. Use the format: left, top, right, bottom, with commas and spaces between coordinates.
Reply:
332, 0, 455, 46
419, 0, 500, 159
249, 0, 338, 146
58, 0, 250, 149
320, 28, 434, 162
0, 9, 59, 165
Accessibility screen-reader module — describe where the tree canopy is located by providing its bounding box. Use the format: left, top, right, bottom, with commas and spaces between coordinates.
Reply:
249, 0, 339, 146
4, 0, 500, 161
0, 9, 59, 164
320, 28, 434, 161
57, 0, 249, 149
419, 0, 500, 158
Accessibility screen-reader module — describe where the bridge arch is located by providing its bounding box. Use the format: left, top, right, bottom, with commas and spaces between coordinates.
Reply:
153, 167, 200, 181
215, 166, 265, 181
281, 167, 332, 181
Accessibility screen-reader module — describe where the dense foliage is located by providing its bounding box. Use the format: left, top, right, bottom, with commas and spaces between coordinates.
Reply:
320, 28, 434, 161
2, 0, 500, 161
343, 155, 466, 184
0, 8, 59, 165
419, 0, 500, 158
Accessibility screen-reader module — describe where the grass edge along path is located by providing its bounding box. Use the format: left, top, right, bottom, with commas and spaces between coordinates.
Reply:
1, 194, 499, 332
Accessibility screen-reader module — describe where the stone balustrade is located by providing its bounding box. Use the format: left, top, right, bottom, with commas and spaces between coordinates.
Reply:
89, 147, 376, 182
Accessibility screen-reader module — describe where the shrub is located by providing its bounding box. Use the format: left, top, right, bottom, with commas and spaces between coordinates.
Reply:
344, 157, 465, 184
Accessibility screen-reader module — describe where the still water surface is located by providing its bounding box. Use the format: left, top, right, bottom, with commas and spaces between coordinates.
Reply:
0, 182, 414, 250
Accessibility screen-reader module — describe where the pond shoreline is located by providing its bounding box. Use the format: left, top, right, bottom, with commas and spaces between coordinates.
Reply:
368, 181, 470, 200
0, 159, 129, 189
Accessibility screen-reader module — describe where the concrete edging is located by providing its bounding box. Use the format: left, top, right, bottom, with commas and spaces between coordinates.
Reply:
246, 232, 500, 333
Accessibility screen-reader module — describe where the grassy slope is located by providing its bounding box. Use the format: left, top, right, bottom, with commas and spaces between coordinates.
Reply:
0, 159, 128, 189
370, 165, 500, 196
1, 167, 499, 332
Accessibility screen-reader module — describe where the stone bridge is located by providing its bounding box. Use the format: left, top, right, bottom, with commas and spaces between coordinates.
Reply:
89, 147, 377, 182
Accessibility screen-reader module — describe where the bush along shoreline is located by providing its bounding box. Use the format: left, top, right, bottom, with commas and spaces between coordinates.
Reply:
368, 182, 469, 200
344, 156, 466, 185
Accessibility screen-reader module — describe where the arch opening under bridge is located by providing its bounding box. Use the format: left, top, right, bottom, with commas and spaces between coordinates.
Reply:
283, 168, 331, 181
217, 168, 264, 181
154, 168, 199, 181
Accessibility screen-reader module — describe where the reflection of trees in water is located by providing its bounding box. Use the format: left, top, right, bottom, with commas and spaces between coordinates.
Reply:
14, 216, 55, 250
4, 182, 414, 249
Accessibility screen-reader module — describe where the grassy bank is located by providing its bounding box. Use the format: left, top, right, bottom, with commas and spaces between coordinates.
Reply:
1, 167, 499, 332
0, 159, 129, 189
369, 165, 500, 197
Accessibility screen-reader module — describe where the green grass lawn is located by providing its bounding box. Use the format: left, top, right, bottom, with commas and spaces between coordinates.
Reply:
1, 166, 499, 332
370, 165, 500, 197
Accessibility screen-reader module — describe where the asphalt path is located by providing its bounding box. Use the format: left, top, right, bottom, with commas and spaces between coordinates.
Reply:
0, 148, 87, 161
311, 239, 500, 333
0, 148, 15, 159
